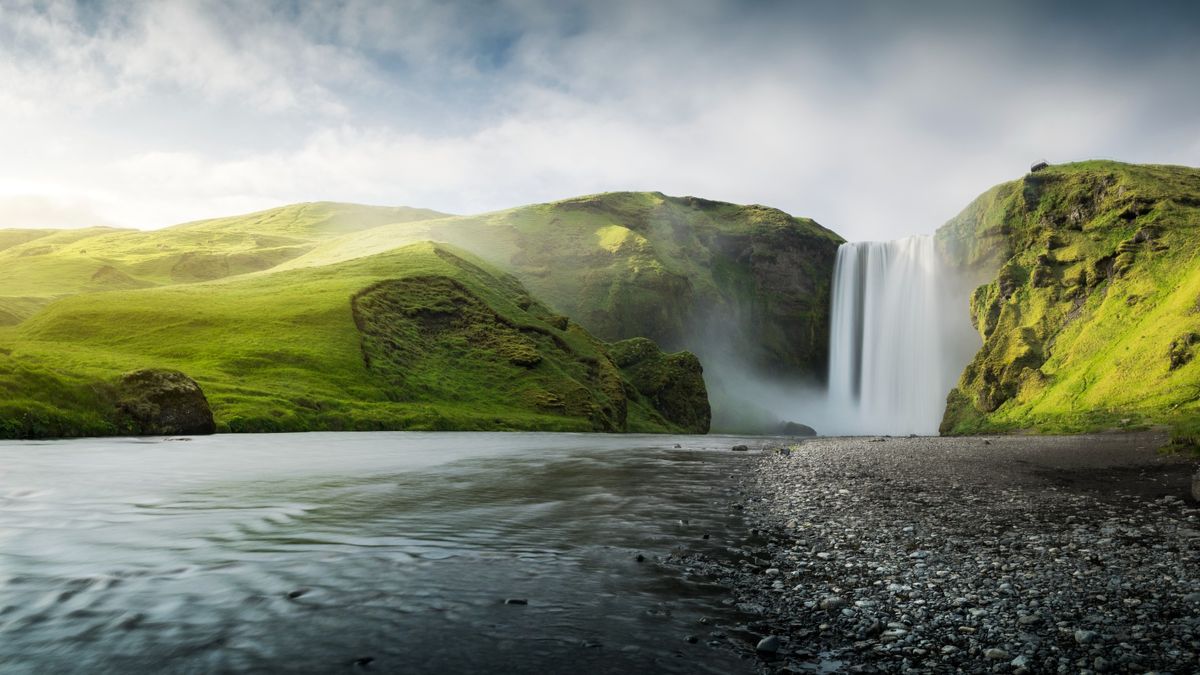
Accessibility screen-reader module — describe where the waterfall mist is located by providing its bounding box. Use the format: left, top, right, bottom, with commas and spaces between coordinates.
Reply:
822, 236, 980, 435
694, 234, 979, 437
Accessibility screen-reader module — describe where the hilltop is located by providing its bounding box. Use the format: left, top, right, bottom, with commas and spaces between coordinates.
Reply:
0, 202, 448, 325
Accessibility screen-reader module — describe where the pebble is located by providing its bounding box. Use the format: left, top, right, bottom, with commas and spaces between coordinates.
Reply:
504, 598, 528, 605
687, 434, 1199, 674
755, 635, 780, 653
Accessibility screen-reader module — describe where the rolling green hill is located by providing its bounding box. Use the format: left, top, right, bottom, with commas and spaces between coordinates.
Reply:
0, 193, 841, 437
937, 160, 1200, 445
0, 241, 708, 437
0, 202, 448, 324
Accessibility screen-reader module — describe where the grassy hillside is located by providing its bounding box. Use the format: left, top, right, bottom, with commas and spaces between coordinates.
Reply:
0, 241, 708, 437
937, 160, 1200, 443
278, 191, 844, 377
0, 192, 838, 437
0, 202, 447, 324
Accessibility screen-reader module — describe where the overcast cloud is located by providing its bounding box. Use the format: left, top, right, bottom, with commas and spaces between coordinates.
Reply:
0, 0, 1198, 240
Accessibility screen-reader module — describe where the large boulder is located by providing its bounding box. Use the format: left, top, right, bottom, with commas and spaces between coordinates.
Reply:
116, 369, 216, 435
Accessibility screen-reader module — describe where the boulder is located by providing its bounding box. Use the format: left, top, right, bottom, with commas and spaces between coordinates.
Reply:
779, 421, 817, 437
117, 369, 216, 435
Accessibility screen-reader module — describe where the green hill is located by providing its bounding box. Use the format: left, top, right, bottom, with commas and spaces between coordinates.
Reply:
0, 202, 448, 324
937, 160, 1200, 444
0, 242, 708, 438
279, 192, 843, 377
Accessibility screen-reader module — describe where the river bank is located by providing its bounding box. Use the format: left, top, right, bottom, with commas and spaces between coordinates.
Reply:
695, 432, 1200, 673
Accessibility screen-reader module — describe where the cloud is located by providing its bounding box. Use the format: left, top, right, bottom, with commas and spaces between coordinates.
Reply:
0, 0, 1197, 239
0, 194, 111, 229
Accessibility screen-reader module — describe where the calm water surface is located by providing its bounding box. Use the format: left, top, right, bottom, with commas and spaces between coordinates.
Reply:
0, 432, 762, 674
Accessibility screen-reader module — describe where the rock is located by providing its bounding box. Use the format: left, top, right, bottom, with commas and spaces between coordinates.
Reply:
1074, 629, 1098, 644
674, 444, 682, 448
353, 656, 374, 667
755, 635, 780, 654
287, 588, 310, 599
984, 648, 1010, 660
1011, 654, 1029, 668
608, 337, 711, 433
819, 595, 847, 610
1192, 470, 1200, 502
685, 634, 698, 644
1182, 592, 1200, 604
116, 369, 216, 436
504, 598, 528, 605
731, 444, 750, 452
779, 421, 817, 437
636, 554, 645, 562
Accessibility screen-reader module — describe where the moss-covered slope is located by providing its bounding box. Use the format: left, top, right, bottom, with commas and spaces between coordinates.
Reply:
282, 192, 844, 377
937, 160, 1200, 435
0, 242, 708, 438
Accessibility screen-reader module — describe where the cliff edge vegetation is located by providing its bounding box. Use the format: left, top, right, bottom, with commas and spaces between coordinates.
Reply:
938, 160, 1200, 444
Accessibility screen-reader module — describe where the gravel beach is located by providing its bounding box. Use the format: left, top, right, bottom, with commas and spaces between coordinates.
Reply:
681, 432, 1200, 673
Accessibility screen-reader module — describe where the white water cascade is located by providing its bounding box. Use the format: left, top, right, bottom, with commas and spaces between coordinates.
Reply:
826, 236, 979, 436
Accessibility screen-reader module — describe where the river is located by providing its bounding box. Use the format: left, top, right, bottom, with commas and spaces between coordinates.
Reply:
0, 432, 764, 674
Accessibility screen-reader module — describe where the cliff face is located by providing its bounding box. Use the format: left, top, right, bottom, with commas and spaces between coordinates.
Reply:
937, 161, 1200, 435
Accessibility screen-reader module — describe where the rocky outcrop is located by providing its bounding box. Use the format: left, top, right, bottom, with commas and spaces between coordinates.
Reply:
779, 421, 817, 436
607, 337, 711, 433
350, 249, 711, 434
116, 369, 216, 435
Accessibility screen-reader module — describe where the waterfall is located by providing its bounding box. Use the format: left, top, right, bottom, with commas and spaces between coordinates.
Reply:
826, 235, 978, 436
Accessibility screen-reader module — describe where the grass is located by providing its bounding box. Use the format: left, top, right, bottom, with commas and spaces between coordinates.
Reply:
938, 160, 1200, 440
0, 239, 707, 437
7, 193, 839, 438
276, 191, 844, 374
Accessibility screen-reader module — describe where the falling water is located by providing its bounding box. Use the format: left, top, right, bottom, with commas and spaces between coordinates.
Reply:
826, 236, 978, 436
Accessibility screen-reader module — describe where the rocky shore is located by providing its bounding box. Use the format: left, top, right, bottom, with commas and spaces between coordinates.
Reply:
677, 433, 1200, 673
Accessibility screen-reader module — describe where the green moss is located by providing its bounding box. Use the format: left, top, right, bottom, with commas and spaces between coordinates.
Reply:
938, 161, 1200, 439
279, 191, 843, 376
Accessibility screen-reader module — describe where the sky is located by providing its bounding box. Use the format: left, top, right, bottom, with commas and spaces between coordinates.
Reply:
1, 0, 1198, 241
